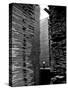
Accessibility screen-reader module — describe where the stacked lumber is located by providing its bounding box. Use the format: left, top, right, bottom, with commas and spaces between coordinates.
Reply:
48, 6, 66, 76
9, 3, 40, 86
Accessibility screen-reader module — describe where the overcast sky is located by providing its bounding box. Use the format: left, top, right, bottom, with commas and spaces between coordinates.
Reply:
40, 4, 49, 20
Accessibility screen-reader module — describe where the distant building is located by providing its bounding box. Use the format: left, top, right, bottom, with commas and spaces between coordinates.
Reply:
40, 18, 49, 67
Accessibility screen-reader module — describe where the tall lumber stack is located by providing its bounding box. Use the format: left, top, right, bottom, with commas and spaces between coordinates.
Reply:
48, 6, 66, 76
9, 3, 40, 87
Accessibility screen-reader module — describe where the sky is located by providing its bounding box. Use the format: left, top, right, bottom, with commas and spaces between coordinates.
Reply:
40, 4, 49, 20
